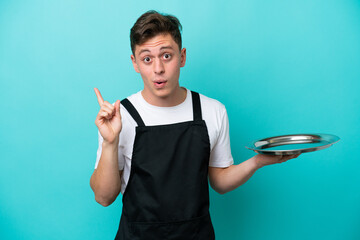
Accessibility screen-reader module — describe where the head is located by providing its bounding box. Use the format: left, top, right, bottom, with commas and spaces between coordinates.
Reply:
130, 10, 182, 55
130, 10, 187, 106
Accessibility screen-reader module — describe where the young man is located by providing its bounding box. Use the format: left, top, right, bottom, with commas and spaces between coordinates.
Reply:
90, 10, 300, 240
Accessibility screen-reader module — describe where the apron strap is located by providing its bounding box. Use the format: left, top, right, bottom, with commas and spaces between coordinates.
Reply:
191, 91, 203, 121
121, 98, 145, 127
121, 91, 202, 126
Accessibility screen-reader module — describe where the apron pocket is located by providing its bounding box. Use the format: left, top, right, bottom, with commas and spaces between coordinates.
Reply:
129, 213, 215, 240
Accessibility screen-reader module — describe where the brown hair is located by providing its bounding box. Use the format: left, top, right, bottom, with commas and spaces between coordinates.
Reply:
130, 10, 182, 55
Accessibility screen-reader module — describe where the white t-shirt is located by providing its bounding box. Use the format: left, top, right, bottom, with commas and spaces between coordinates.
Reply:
95, 88, 233, 194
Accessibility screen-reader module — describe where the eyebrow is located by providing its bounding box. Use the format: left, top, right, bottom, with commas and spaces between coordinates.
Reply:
138, 46, 174, 55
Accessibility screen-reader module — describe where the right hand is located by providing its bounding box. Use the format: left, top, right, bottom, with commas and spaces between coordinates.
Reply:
94, 88, 122, 144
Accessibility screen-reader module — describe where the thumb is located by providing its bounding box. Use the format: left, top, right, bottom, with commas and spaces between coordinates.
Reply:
114, 100, 121, 118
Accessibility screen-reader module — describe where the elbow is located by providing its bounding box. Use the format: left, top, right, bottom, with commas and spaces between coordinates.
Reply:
214, 187, 231, 195
90, 176, 119, 207
210, 183, 231, 195
91, 186, 117, 207
217, 189, 228, 195
209, 166, 235, 195
95, 195, 115, 207
214, 189, 226, 195
91, 188, 119, 207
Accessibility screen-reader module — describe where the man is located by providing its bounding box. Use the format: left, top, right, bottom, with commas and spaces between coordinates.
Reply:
90, 10, 300, 239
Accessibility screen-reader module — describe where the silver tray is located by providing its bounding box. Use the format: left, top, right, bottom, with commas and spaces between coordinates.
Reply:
245, 133, 340, 155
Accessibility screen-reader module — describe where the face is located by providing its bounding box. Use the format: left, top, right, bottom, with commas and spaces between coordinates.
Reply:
131, 33, 186, 105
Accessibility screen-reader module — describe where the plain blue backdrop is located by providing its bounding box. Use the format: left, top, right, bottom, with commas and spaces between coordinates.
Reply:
1, 0, 359, 239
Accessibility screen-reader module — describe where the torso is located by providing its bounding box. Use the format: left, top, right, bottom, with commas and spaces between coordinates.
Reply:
95, 88, 234, 194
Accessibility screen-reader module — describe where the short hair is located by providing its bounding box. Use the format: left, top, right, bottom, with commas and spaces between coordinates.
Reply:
130, 10, 182, 55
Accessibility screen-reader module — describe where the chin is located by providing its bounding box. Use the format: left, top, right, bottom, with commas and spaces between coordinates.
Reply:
154, 90, 172, 99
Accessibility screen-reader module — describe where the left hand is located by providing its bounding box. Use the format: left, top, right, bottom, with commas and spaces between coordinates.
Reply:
253, 153, 301, 169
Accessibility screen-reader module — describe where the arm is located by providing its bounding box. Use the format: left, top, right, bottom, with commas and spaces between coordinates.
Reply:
90, 141, 122, 206
209, 153, 300, 194
90, 88, 122, 207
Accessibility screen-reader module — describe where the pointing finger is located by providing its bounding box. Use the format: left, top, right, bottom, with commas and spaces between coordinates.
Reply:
94, 88, 104, 106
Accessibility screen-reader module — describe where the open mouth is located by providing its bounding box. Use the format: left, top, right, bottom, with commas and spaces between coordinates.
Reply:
154, 80, 167, 88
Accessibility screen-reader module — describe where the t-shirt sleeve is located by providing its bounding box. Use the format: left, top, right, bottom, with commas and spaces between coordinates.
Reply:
94, 130, 125, 170
209, 108, 234, 168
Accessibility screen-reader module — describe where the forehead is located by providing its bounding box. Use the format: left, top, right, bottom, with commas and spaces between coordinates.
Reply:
135, 33, 179, 55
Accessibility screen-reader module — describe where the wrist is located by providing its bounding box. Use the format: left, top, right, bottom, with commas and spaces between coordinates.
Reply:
250, 155, 264, 170
102, 138, 119, 149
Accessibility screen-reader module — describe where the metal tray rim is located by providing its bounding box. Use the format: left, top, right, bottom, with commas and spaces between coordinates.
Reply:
245, 133, 340, 155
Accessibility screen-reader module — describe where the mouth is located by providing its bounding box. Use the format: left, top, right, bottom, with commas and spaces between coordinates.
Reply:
153, 80, 167, 88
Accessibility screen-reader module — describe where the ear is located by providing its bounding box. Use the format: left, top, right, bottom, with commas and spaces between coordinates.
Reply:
131, 54, 140, 73
180, 48, 186, 68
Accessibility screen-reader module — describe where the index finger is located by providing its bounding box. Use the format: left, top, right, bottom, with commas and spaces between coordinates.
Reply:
94, 88, 104, 106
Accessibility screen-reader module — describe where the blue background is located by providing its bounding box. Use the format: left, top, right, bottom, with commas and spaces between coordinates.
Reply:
1, 0, 359, 239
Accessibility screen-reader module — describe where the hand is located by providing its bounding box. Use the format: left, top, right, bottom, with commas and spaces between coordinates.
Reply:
94, 88, 122, 144
254, 153, 301, 169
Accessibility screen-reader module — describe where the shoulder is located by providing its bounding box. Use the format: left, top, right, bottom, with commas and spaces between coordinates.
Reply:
117, 92, 141, 128
197, 92, 228, 138
196, 92, 230, 152
198, 92, 227, 117
118, 91, 142, 113
126, 91, 142, 102
120, 91, 142, 106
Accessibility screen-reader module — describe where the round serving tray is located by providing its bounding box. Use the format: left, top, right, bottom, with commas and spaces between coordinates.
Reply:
245, 133, 340, 155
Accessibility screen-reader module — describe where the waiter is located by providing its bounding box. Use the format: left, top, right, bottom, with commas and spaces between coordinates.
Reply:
90, 10, 300, 239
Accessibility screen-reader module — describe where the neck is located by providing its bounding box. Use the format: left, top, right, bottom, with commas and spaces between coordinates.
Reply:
141, 87, 187, 107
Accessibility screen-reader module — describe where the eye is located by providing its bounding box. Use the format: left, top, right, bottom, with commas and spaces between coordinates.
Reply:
143, 57, 151, 63
163, 53, 171, 60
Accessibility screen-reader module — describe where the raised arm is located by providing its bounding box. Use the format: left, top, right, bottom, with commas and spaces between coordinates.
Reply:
90, 88, 122, 206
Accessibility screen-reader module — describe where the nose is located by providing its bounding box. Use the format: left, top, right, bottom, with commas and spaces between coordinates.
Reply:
153, 58, 165, 74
